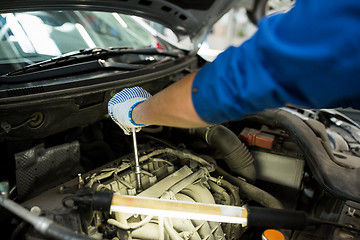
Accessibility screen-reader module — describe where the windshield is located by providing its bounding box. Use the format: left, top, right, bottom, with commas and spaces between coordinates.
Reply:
0, 11, 163, 75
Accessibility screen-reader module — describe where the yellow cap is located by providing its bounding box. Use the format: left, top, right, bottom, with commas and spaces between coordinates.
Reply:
262, 229, 285, 240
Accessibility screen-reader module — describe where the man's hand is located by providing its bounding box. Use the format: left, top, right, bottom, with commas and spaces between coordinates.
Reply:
108, 87, 152, 135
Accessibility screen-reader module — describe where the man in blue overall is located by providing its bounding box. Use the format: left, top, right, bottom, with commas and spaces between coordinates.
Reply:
108, 1, 360, 134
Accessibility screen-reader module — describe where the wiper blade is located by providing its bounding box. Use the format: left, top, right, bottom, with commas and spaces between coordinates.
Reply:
0, 59, 148, 84
4, 47, 182, 77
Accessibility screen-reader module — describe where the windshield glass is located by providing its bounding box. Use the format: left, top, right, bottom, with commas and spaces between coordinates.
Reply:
0, 11, 163, 75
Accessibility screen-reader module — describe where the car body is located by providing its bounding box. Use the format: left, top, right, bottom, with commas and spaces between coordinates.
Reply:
247, 0, 295, 24
0, 1, 359, 240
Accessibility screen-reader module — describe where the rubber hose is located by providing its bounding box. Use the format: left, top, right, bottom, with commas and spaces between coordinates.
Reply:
192, 125, 256, 182
10, 221, 29, 240
215, 166, 283, 209
208, 181, 231, 205
217, 178, 241, 206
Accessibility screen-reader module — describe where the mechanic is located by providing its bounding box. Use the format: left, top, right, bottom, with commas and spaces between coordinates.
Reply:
108, 0, 360, 135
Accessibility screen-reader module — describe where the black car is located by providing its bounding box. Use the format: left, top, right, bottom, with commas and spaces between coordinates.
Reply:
0, 1, 359, 240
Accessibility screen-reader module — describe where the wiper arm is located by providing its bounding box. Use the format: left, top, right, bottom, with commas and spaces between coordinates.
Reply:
0, 59, 149, 84
4, 47, 182, 77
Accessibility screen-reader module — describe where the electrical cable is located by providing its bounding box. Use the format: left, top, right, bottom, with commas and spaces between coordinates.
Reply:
0, 116, 36, 135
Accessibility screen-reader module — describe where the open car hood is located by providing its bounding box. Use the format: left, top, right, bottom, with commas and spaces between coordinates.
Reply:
0, 0, 242, 48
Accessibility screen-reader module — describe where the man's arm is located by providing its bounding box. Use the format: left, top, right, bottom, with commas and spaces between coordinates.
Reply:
132, 72, 210, 128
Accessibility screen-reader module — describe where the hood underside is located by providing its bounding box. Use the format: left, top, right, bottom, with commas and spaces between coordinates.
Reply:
0, 0, 242, 45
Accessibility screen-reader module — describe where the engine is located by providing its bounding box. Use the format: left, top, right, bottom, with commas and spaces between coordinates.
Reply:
68, 148, 233, 240
1, 108, 360, 240
18, 125, 249, 240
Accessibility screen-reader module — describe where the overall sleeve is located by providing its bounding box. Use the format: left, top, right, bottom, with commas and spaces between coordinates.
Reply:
192, 0, 360, 124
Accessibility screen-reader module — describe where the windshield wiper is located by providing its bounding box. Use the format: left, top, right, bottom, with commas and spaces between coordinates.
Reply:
0, 59, 153, 83
1, 47, 182, 80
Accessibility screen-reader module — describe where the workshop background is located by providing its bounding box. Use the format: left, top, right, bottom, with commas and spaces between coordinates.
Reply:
206, 7, 257, 51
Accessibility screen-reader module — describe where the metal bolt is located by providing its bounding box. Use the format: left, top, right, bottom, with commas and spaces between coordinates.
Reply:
30, 206, 42, 216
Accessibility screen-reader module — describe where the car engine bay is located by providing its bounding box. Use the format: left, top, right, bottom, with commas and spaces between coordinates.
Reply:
1, 96, 360, 240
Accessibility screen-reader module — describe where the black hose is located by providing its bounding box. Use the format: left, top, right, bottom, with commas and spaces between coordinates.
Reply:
10, 221, 29, 240
217, 178, 241, 206
215, 166, 283, 209
215, 178, 243, 240
208, 181, 232, 205
192, 125, 256, 182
